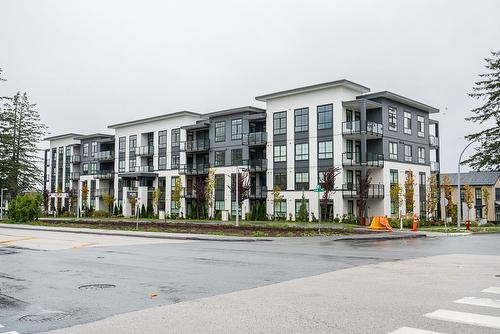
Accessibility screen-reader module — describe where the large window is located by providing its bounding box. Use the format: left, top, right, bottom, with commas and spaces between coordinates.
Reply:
274, 172, 287, 190
231, 119, 243, 140
273, 111, 286, 135
274, 200, 287, 219
231, 149, 242, 165
158, 130, 167, 148
119, 160, 125, 172
129, 135, 137, 150
389, 142, 398, 160
404, 144, 412, 162
215, 121, 225, 142
91, 141, 98, 156
129, 158, 136, 172
388, 106, 397, 131
295, 172, 309, 190
82, 163, 89, 174
318, 141, 333, 159
295, 199, 310, 218
158, 156, 167, 170
294, 108, 309, 132
390, 169, 398, 184
119, 137, 126, 152
171, 129, 180, 146
295, 143, 309, 161
171, 154, 180, 169
418, 147, 425, 163
83, 143, 89, 157
215, 150, 225, 167
417, 116, 425, 137
274, 145, 286, 162
404, 111, 412, 135
317, 104, 333, 130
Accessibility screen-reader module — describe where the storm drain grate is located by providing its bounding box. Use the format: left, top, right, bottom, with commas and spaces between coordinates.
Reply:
19, 311, 70, 322
78, 283, 116, 291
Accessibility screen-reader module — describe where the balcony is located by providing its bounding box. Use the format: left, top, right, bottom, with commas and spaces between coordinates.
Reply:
95, 189, 114, 197
70, 155, 81, 163
95, 151, 114, 161
429, 135, 439, 148
70, 172, 80, 180
136, 165, 154, 173
342, 152, 384, 168
249, 186, 267, 199
135, 145, 154, 156
185, 139, 210, 153
342, 121, 383, 139
94, 170, 114, 179
342, 184, 385, 199
182, 163, 209, 175
430, 161, 440, 173
242, 132, 267, 146
243, 159, 267, 172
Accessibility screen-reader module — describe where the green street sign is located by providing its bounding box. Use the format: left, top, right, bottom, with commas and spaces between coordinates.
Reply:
313, 184, 325, 193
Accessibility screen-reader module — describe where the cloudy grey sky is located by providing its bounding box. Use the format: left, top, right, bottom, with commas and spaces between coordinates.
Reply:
1, 0, 499, 172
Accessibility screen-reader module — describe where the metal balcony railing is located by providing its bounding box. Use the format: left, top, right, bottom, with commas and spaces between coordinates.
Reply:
242, 132, 267, 146
342, 152, 384, 168
182, 163, 210, 175
70, 155, 81, 163
243, 159, 267, 172
429, 135, 439, 148
342, 184, 385, 198
135, 145, 154, 156
430, 161, 440, 172
185, 139, 210, 152
249, 186, 268, 199
94, 170, 114, 179
95, 151, 114, 161
70, 172, 80, 180
342, 121, 383, 137
136, 165, 154, 173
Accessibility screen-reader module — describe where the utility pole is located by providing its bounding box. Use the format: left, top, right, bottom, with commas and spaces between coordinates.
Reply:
0, 188, 7, 220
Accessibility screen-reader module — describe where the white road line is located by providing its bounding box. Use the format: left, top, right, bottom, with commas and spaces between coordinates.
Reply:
482, 286, 500, 294
455, 296, 500, 308
388, 326, 446, 334
425, 309, 500, 329
0, 331, 20, 334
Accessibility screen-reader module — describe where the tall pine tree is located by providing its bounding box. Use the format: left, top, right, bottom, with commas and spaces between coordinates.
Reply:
0, 91, 47, 196
463, 51, 500, 170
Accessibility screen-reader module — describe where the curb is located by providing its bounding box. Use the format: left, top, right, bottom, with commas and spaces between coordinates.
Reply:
334, 233, 426, 241
0, 223, 274, 242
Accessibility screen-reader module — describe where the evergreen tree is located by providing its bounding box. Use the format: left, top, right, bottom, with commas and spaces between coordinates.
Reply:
463, 51, 500, 170
297, 192, 309, 222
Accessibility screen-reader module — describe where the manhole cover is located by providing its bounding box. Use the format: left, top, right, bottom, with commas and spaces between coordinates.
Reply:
19, 311, 69, 322
78, 284, 116, 291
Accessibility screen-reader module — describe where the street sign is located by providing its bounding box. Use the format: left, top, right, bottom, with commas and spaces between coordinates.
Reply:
313, 185, 325, 193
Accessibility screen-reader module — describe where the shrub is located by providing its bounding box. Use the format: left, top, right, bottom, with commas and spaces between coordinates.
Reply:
93, 210, 109, 218
8, 193, 42, 222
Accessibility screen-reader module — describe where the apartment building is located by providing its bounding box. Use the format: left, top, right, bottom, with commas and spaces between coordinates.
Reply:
44, 79, 440, 221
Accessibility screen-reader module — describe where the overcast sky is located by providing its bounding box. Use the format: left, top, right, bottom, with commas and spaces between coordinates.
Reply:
1, 0, 499, 172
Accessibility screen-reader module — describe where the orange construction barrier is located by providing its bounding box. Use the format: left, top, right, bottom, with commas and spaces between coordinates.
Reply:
412, 214, 417, 231
369, 216, 392, 230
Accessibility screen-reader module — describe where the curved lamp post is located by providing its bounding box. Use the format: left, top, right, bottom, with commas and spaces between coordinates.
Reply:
456, 141, 475, 230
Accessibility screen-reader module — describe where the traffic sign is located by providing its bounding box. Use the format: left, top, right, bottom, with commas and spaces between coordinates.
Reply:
313, 185, 325, 193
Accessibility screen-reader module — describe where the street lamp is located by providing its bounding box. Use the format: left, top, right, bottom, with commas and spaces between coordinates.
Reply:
0, 188, 7, 220
456, 140, 476, 230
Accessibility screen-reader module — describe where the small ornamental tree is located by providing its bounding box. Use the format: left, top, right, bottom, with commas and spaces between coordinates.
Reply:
271, 185, 284, 221
205, 167, 216, 219
441, 175, 453, 217
319, 166, 341, 221
171, 177, 183, 216
81, 182, 89, 214
390, 183, 403, 219
356, 172, 371, 225
127, 196, 137, 217
297, 192, 309, 222
55, 186, 62, 215
463, 183, 474, 221
228, 172, 250, 220
42, 189, 49, 214
482, 186, 490, 218
404, 171, 415, 217
102, 192, 115, 217
152, 188, 162, 216
8, 192, 42, 222
426, 175, 438, 220
192, 177, 207, 219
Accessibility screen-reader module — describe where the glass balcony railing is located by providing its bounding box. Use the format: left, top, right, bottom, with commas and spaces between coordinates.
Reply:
342, 121, 383, 137
185, 139, 210, 152
341, 184, 384, 198
242, 132, 267, 146
135, 146, 154, 156
95, 151, 114, 161
342, 152, 384, 168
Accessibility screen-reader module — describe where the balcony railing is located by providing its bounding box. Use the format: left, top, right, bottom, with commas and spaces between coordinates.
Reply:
342, 152, 384, 168
342, 184, 385, 198
430, 161, 440, 172
94, 170, 114, 179
429, 135, 439, 148
342, 121, 383, 137
185, 139, 210, 152
70, 155, 81, 163
243, 159, 267, 172
95, 189, 114, 197
70, 172, 80, 180
249, 186, 268, 199
182, 163, 210, 175
136, 165, 154, 173
135, 145, 154, 156
95, 151, 114, 161
242, 132, 267, 146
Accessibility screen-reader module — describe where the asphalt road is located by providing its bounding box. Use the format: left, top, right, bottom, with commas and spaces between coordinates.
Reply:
0, 226, 499, 334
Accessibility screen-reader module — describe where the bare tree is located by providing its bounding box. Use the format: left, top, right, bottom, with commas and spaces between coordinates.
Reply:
319, 166, 341, 221
356, 172, 371, 225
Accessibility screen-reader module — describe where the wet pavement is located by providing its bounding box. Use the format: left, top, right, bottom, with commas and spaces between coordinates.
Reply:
0, 227, 499, 334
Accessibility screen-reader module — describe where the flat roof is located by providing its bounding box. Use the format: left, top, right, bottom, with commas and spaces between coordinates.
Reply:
108, 111, 205, 129
342, 99, 382, 110
255, 79, 370, 102
358, 91, 439, 113
44, 133, 84, 141
441, 171, 500, 186
203, 106, 266, 118
74, 133, 114, 140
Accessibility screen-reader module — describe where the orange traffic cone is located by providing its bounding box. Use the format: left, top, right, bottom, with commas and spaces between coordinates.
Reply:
412, 214, 417, 232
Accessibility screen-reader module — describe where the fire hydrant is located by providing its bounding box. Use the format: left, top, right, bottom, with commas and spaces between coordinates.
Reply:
466, 220, 471, 231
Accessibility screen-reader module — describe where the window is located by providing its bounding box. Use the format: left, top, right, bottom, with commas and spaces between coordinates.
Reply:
274, 172, 287, 190
65, 146, 71, 156
119, 137, 126, 152
83, 143, 89, 157
91, 141, 98, 156
231, 119, 243, 140
82, 163, 89, 174
215, 151, 225, 167
129, 135, 137, 150
388, 107, 397, 131
294, 108, 309, 132
90, 162, 97, 174
231, 149, 242, 165
389, 142, 398, 160
418, 147, 425, 163
347, 200, 354, 216
274, 145, 286, 162
158, 130, 167, 148
129, 159, 136, 172
215, 200, 225, 211
404, 112, 412, 135
390, 169, 398, 184
295, 143, 309, 161
273, 111, 286, 135
171, 129, 180, 146
317, 104, 333, 129
404, 144, 412, 162
295, 199, 309, 217
318, 141, 333, 159
171, 154, 180, 169
215, 175, 225, 192
274, 200, 287, 219
496, 188, 500, 201
171, 177, 179, 213
417, 116, 425, 137
119, 160, 125, 172
158, 156, 166, 170
215, 121, 225, 142
346, 170, 354, 186
295, 172, 309, 190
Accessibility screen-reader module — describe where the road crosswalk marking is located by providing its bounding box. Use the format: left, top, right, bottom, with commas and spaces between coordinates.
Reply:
425, 309, 500, 329
482, 286, 500, 294
388, 327, 445, 334
455, 296, 500, 308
